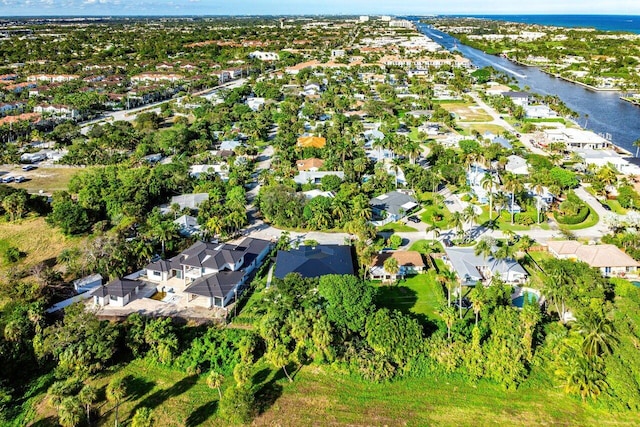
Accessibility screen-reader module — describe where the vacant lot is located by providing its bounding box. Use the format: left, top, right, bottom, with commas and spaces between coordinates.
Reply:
372, 272, 444, 323
440, 102, 493, 122
27, 359, 638, 427
1, 165, 82, 194
0, 216, 83, 270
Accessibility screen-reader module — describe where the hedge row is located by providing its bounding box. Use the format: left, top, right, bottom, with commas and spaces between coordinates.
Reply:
554, 206, 591, 225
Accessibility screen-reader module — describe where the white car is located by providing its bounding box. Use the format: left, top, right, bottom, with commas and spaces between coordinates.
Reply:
1, 176, 14, 183
14, 176, 26, 183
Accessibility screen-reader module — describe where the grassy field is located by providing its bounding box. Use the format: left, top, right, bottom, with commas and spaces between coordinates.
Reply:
419, 194, 453, 229
440, 102, 493, 122
0, 216, 83, 270
602, 199, 627, 215
372, 272, 445, 322
477, 207, 551, 232
29, 360, 639, 427
458, 123, 506, 135
3, 166, 82, 194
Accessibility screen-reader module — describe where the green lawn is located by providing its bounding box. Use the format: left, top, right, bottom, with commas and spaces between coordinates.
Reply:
372, 271, 445, 322
378, 222, 418, 232
29, 356, 639, 427
254, 365, 638, 427
419, 194, 453, 229
603, 199, 628, 215
409, 239, 444, 255
559, 207, 600, 230
477, 207, 551, 232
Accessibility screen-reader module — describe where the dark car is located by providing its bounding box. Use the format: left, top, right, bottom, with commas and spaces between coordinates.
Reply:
407, 216, 421, 223
601, 203, 611, 211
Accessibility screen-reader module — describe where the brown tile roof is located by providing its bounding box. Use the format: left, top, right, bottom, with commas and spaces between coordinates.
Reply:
296, 158, 324, 171
372, 251, 425, 268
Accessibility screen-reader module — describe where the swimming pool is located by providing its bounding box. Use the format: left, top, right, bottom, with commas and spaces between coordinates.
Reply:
632, 281, 640, 288
512, 291, 539, 308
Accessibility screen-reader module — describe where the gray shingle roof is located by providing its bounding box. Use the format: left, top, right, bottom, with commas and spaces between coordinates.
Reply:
184, 271, 244, 298
90, 278, 139, 298
369, 191, 418, 218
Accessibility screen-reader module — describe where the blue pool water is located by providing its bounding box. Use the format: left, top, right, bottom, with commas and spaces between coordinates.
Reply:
512, 292, 539, 308
632, 281, 640, 288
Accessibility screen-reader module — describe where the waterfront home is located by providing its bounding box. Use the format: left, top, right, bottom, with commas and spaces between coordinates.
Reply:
547, 240, 640, 278
443, 246, 528, 286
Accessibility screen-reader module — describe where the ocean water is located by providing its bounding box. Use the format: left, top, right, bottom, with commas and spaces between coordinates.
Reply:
457, 15, 640, 33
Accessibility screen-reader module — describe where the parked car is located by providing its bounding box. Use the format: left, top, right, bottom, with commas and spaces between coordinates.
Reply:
407, 215, 421, 223
22, 165, 36, 171
1, 176, 14, 183
601, 203, 611, 211
14, 176, 26, 183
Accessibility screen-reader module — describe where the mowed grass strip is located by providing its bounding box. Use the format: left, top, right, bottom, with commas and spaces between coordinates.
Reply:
254, 366, 638, 427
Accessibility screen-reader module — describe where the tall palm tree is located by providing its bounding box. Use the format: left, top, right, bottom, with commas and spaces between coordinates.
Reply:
450, 211, 464, 239
107, 377, 127, 427
469, 285, 487, 326
207, 371, 224, 400
383, 256, 400, 282
462, 205, 479, 241
530, 177, 546, 224
438, 268, 458, 307
634, 138, 640, 158
78, 385, 97, 427
481, 172, 500, 221
438, 304, 457, 341
502, 173, 523, 225
391, 157, 404, 189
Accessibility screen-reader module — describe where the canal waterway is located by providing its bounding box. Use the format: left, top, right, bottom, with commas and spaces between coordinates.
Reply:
414, 21, 640, 154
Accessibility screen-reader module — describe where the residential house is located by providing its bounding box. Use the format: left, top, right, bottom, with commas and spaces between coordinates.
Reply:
174, 214, 202, 237
547, 240, 640, 278
443, 246, 528, 286
248, 51, 279, 61
293, 171, 344, 185
274, 245, 355, 279
164, 193, 209, 213
91, 278, 140, 307
505, 155, 529, 175
543, 128, 611, 150
370, 251, 426, 282
503, 91, 531, 107
296, 158, 324, 172
302, 189, 335, 200
246, 97, 265, 111
145, 238, 271, 309
190, 164, 229, 181
370, 191, 418, 224
467, 165, 491, 204
524, 105, 557, 119
297, 135, 326, 149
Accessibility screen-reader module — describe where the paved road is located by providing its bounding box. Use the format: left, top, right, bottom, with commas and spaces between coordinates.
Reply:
80, 78, 247, 134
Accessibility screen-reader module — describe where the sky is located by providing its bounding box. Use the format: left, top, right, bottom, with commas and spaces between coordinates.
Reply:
0, 0, 639, 16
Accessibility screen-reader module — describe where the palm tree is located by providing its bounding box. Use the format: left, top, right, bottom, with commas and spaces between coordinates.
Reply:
469, 285, 487, 326
438, 268, 457, 307
575, 312, 618, 358
462, 205, 479, 241
450, 211, 464, 240
502, 173, 523, 225
474, 236, 495, 259
383, 256, 400, 282
58, 397, 83, 427
106, 377, 127, 427
481, 172, 500, 221
530, 177, 546, 224
634, 138, 640, 158
438, 304, 457, 341
207, 371, 224, 400
391, 157, 404, 189
78, 385, 97, 427
150, 220, 179, 256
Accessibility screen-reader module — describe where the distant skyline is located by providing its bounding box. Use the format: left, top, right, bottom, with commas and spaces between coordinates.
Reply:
1, 0, 640, 17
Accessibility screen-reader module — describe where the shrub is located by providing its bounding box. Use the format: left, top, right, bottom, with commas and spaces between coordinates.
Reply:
3, 247, 22, 264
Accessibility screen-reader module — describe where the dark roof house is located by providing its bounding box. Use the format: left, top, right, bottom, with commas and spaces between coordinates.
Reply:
274, 245, 354, 279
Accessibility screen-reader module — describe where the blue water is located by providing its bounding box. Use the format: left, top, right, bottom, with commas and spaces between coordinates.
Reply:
632, 281, 640, 288
413, 22, 640, 153
456, 15, 640, 34
512, 292, 539, 308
